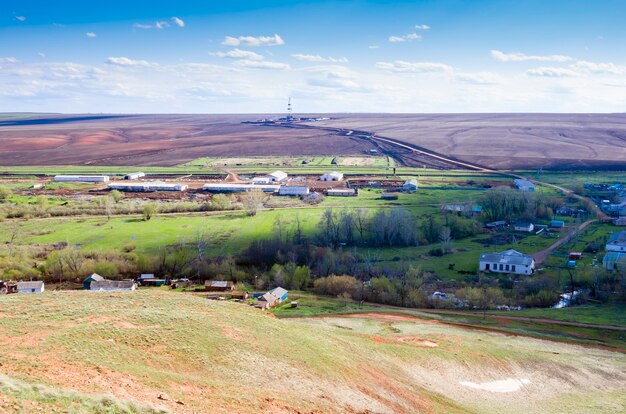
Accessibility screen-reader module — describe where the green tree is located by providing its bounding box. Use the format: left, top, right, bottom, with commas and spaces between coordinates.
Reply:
110, 190, 124, 203
142, 203, 157, 221
0, 186, 13, 200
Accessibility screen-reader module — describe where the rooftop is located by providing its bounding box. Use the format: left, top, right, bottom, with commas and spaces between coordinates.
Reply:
480, 249, 534, 266
608, 231, 626, 246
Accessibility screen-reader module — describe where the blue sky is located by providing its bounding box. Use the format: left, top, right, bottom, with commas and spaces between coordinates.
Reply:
2, 0, 626, 113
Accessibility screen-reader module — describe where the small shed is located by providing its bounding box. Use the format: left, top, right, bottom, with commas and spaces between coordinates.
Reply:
205, 280, 235, 292
83, 273, 104, 290
514, 222, 534, 232
17, 281, 45, 294
551, 220, 565, 228
255, 292, 278, 309
569, 252, 583, 260
124, 172, 145, 180
402, 179, 418, 192
269, 287, 288, 303
268, 171, 288, 182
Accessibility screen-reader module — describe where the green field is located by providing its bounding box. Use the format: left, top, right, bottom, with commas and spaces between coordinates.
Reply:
0, 290, 624, 413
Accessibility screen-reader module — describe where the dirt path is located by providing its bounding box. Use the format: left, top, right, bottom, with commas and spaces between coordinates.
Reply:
531, 219, 597, 265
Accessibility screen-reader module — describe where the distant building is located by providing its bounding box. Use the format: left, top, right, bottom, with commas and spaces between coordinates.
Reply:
614, 217, 626, 226
486, 220, 507, 229
54, 175, 109, 183
607, 231, 626, 252
90, 280, 137, 291
123, 172, 145, 180
320, 172, 344, 182
402, 179, 418, 192
255, 292, 279, 310
108, 181, 187, 192
551, 220, 565, 228
17, 281, 45, 294
603, 252, 626, 271
479, 249, 535, 275
514, 222, 534, 232
514, 179, 535, 192
326, 188, 357, 197
205, 281, 235, 292
202, 183, 280, 193
251, 176, 272, 185
268, 171, 288, 182
279, 186, 309, 196
431, 291, 447, 301
269, 287, 288, 303
83, 273, 104, 290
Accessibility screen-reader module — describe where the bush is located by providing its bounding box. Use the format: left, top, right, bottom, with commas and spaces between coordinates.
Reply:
0, 186, 13, 200
429, 247, 444, 257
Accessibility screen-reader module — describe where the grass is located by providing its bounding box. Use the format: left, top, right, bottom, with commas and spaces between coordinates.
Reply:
488, 302, 626, 327
0, 290, 624, 413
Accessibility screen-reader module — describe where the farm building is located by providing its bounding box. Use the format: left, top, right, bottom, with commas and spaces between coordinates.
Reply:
327, 188, 357, 197
402, 179, 418, 191
320, 172, 344, 181
205, 281, 235, 292
16, 281, 45, 294
269, 287, 288, 303
514, 222, 534, 232
279, 186, 310, 196
479, 249, 535, 275
251, 176, 272, 185
139, 278, 166, 287
514, 179, 535, 192
255, 292, 278, 310
124, 172, 145, 180
603, 252, 626, 271
202, 183, 280, 193
83, 273, 104, 290
54, 175, 110, 183
108, 181, 188, 192
551, 220, 565, 228
138, 274, 154, 280
90, 280, 137, 291
607, 231, 626, 252
268, 171, 288, 182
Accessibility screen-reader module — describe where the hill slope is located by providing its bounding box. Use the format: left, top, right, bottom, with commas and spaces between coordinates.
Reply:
0, 291, 624, 413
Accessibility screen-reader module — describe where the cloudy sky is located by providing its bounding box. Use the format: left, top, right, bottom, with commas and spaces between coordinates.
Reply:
2, 0, 626, 113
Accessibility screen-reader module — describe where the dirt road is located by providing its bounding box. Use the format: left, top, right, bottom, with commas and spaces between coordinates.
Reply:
531, 219, 597, 265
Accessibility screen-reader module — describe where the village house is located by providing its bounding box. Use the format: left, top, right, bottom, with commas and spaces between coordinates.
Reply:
255, 292, 278, 310
514, 221, 534, 232
205, 280, 235, 292
269, 287, 288, 303
320, 172, 344, 181
402, 179, 418, 192
82, 273, 104, 290
513, 178, 535, 192
17, 281, 45, 294
90, 280, 137, 291
606, 230, 626, 252
479, 249, 535, 275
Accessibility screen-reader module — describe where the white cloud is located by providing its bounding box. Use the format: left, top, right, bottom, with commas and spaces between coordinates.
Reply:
527, 66, 580, 78
368, 45, 380, 49
133, 21, 169, 30
571, 60, 626, 74
415, 24, 430, 30
171, 17, 185, 27
86, 32, 96, 38
38, 52, 46, 58
388, 33, 422, 43
233, 60, 290, 70
0, 57, 18, 63
210, 48, 264, 61
491, 50, 572, 62
291, 54, 348, 63
455, 72, 503, 85
376, 60, 453, 73
222, 34, 284, 47
15, 16, 26, 22
105, 57, 158, 67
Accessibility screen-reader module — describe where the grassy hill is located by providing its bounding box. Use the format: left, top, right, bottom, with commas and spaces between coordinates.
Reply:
0, 290, 625, 413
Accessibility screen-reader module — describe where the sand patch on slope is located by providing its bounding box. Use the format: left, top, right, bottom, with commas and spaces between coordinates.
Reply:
460, 378, 530, 392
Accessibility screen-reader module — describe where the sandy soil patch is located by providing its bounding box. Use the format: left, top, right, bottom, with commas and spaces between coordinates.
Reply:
460, 378, 530, 392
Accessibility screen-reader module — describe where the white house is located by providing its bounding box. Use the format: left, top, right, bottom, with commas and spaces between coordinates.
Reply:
479, 249, 535, 275
402, 179, 418, 191
17, 281, 45, 294
54, 175, 110, 183
268, 171, 288, 182
320, 172, 344, 181
514, 179, 535, 192
514, 222, 534, 232
607, 231, 626, 252
279, 186, 309, 196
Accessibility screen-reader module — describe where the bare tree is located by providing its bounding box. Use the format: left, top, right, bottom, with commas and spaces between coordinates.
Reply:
241, 189, 266, 216
355, 208, 369, 242
439, 226, 453, 254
